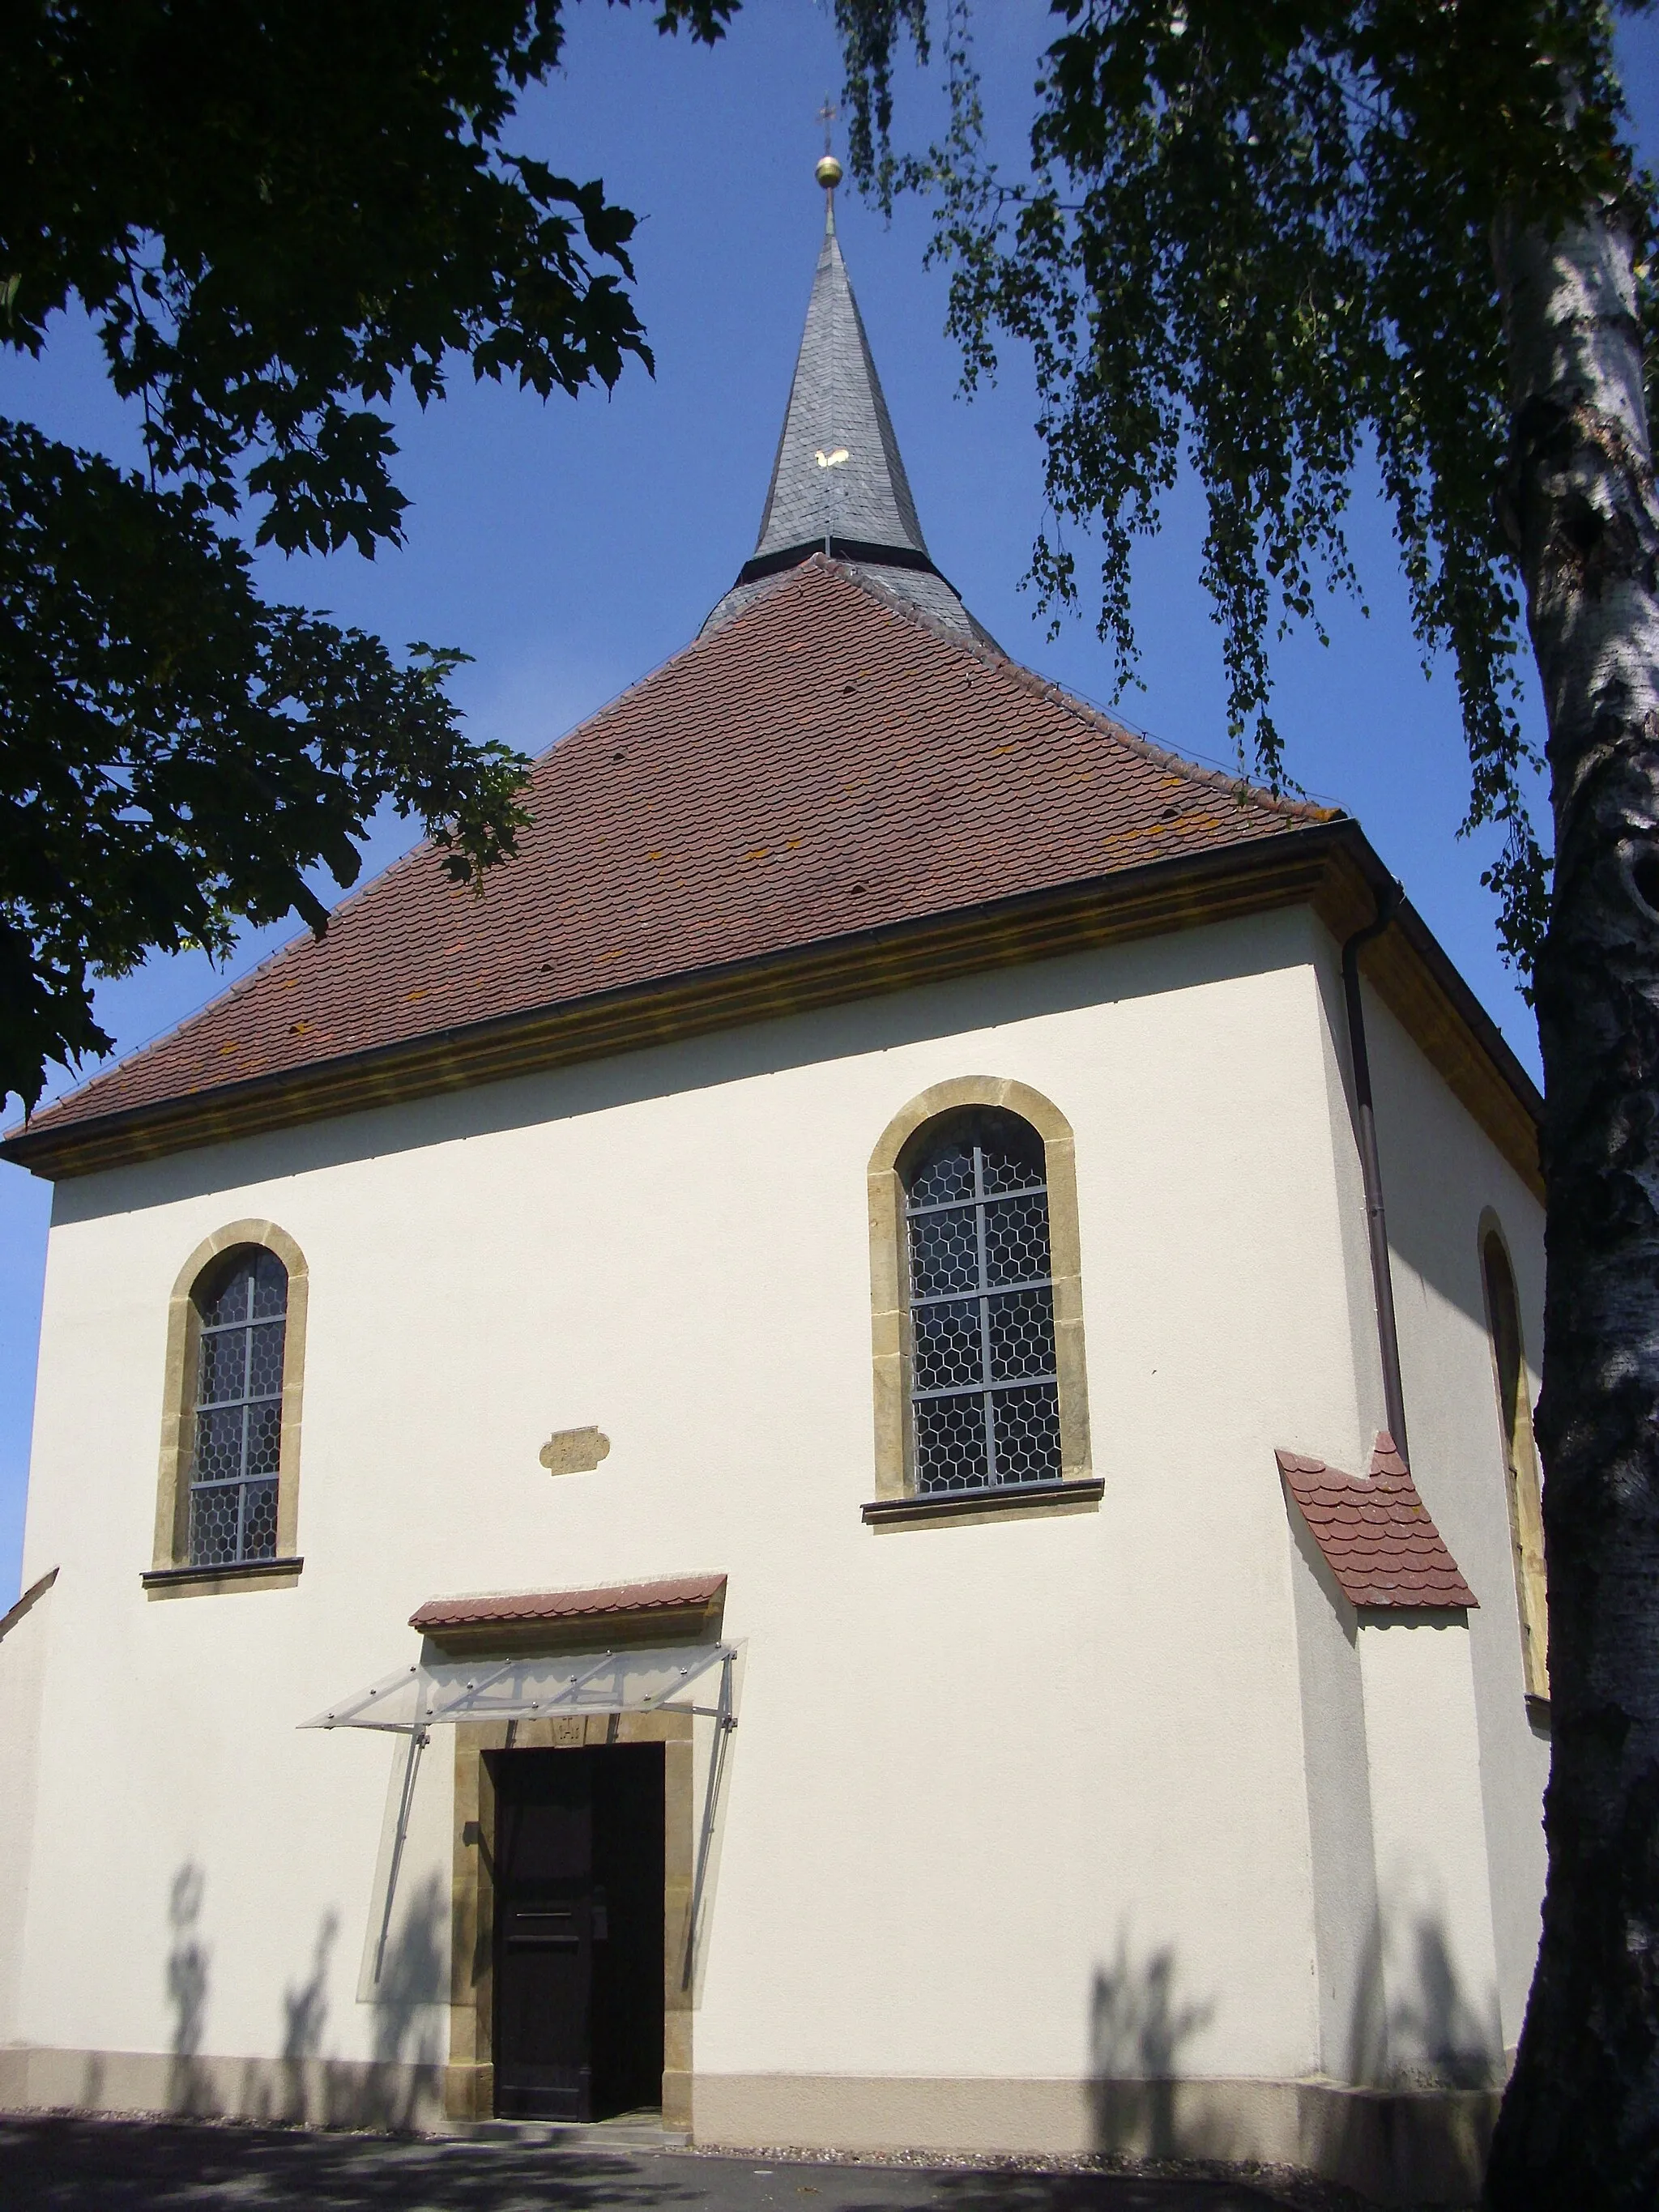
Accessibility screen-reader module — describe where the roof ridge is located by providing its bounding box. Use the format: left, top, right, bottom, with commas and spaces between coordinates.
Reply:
806, 552, 999, 654
1042, 684, 1339, 826
818, 556, 1340, 829
25, 921, 327, 1126
13, 595, 831, 1133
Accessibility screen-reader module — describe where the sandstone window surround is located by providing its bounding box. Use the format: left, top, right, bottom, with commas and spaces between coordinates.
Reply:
1479, 1214, 1548, 1705
864, 1077, 1099, 1528
143, 1219, 309, 1599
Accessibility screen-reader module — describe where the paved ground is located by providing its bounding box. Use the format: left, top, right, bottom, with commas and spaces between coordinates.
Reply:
0, 2115, 1333, 2212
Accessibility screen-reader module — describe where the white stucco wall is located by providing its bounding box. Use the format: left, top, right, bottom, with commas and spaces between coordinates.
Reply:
0, 1577, 53, 2047
0, 902, 1544, 2114
1351, 974, 1550, 2056
1358, 1613, 1503, 2084
1272, 943, 1548, 2087
1284, 1516, 1382, 2083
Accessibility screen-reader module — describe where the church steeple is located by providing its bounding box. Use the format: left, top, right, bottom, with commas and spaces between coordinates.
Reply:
703, 167, 982, 642
752, 190, 930, 565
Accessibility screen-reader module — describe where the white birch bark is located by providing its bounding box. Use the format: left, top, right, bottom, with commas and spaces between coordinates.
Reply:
1485, 198, 1659, 2210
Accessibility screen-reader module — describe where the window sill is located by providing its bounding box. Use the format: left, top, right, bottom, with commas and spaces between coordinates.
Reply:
142, 1555, 304, 1600
862, 1478, 1103, 1529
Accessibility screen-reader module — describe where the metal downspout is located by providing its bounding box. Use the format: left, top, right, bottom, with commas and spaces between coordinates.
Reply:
1341, 884, 1410, 1464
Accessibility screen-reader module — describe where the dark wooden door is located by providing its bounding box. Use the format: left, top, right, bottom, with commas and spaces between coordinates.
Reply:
493, 1750, 597, 2120
492, 1745, 666, 2122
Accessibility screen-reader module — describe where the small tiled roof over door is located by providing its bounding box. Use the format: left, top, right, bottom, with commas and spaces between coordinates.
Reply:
408, 1574, 727, 1655
409, 1573, 727, 1635
11, 558, 1326, 1153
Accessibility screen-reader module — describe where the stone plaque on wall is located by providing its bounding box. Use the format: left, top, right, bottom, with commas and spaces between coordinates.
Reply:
539, 1426, 611, 1477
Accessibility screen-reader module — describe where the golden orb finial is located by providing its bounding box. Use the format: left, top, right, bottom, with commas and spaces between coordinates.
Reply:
816, 153, 843, 190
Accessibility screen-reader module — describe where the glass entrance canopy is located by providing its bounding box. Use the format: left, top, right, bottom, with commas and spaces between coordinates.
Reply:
301, 1641, 739, 1734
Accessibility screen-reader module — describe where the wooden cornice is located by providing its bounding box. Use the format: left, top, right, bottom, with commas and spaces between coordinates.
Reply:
2, 820, 1542, 1199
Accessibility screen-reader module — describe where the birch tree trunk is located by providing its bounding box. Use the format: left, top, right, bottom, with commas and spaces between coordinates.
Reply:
1484, 199, 1659, 2210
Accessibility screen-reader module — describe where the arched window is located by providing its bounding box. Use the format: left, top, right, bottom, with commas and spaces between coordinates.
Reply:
148, 1221, 309, 1593
903, 1108, 1063, 1493
187, 1248, 288, 1565
1482, 1226, 1548, 1700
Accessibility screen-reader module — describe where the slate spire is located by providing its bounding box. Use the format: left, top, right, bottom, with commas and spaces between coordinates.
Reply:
752, 198, 928, 563
704, 175, 982, 641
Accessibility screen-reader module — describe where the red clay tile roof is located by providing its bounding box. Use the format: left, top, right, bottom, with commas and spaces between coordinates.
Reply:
409, 1573, 726, 1634
19, 559, 1328, 1142
1278, 1434, 1476, 1609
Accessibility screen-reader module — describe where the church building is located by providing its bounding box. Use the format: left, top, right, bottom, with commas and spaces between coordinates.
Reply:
0, 170, 1550, 2206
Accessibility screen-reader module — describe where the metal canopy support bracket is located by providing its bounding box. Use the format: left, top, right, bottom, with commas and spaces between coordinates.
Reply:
684, 1647, 738, 1994
369, 1722, 429, 1991
313, 1639, 745, 2004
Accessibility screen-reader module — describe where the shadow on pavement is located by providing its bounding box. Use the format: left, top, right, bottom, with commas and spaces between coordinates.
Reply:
834, 2176, 1289, 2212
0, 2116, 1305, 2212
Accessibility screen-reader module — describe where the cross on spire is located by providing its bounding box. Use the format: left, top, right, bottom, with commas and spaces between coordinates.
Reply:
813, 96, 845, 219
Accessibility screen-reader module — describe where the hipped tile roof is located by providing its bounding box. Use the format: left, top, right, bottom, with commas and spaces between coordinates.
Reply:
1278, 1434, 1476, 1609
17, 560, 1327, 1142
409, 1573, 726, 1634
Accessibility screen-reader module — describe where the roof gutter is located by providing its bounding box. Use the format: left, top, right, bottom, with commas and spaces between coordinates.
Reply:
1341, 879, 1410, 1464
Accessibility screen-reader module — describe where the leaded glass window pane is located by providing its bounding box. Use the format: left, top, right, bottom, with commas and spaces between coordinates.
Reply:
187, 1249, 288, 1566
904, 1112, 1061, 1494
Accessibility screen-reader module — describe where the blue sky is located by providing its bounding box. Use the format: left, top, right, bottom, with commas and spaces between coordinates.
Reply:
3, 2, 1656, 1603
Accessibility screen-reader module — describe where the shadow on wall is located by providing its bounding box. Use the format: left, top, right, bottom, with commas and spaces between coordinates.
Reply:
1088, 1932, 1214, 2160
360, 1869, 446, 2128
264, 1870, 447, 2129
146, 1861, 449, 2129
166, 1864, 213, 2115
1348, 1910, 1504, 2091
1312, 1910, 1507, 2205
275, 1908, 338, 2120
1075, 1921, 1496, 2202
